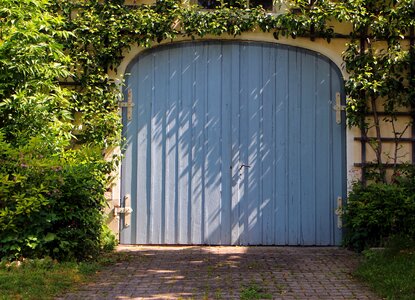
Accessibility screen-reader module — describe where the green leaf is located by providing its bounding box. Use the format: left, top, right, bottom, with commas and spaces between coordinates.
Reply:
44, 233, 57, 243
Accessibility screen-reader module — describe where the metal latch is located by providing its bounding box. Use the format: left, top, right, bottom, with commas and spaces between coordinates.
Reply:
238, 164, 251, 176
119, 89, 134, 121
335, 196, 343, 228
333, 92, 346, 124
239, 164, 251, 171
114, 194, 133, 228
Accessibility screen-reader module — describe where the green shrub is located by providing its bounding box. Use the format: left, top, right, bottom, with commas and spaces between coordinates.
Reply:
0, 135, 115, 261
0, 0, 119, 262
343, 178, 415, 251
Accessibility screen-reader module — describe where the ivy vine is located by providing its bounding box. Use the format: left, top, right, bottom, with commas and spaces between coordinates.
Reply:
53, 0, 414, 183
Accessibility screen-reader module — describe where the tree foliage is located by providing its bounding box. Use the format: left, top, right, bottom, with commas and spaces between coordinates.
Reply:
0, 0, 117, 261
0, 0, 73, 147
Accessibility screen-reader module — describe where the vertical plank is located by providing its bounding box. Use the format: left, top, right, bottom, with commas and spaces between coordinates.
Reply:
315, 58, 332, 245
230, 43, 241, 244
220, 44, 233, 244
247, 44, 262, 244
299, 52, 316, 245
330, 64, 346, 245
165, 48, 180, 244
274, 46, 288, 245
135, 53, 153, 244
205, 43, 222, 244
287, 49, 301, 245
177, 44, 193, 244
150, 50, 168, 244
238, 44, 249, 244
260, 44, 276, 245
120, 61, 138, 244
191, 44, 207, 244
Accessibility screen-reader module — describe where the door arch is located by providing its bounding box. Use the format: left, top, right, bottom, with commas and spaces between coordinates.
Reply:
120, 41, 346, 245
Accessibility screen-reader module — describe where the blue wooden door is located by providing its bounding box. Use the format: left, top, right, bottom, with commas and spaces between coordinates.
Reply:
120, 41, 346, 245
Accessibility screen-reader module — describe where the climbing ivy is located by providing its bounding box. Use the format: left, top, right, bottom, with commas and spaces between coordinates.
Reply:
51, 0, 414, 183
51, 0, 336, 150
340, 0, 415, 182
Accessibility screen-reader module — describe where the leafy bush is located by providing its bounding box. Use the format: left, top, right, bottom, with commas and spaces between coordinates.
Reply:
0, 0, 118, 261
343, 175, 415, 251
0, 135, 116, 261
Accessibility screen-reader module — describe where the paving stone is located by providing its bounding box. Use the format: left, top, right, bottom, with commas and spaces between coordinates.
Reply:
57, 246, 379, 300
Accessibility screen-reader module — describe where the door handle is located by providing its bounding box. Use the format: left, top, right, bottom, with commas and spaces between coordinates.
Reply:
239, 164, 251, 171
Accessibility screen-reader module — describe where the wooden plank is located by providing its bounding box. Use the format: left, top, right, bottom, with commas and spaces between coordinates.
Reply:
299, 51, 316, 245
191, 44, 207, 244
330, 63, 346, 245
360, 31, 368, 184
364, 111, 413, 116
164, 48, 180, 244
150, 50, 168, 244
205, 43, 222, 244
287, 48, 301, 245
274, 46, 288, 245
137, 53, 153, 244
314, 56, 331, 245
119, 62, 137, 244
354, 163, 412, 168
220, 44, 233, 245
246, 44, 262, 245
354, 137, 415, 142
177, 44, 193, 244
261, 44, 276, 245
238, 44, 249, 245
230, 43, 241, 245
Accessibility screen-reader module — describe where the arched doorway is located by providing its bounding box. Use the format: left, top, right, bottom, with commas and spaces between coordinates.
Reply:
120, 41, 346, 245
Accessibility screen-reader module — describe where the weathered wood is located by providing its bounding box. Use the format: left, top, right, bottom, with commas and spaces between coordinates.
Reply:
354, 163, 409, 168
354, 137, 415, 143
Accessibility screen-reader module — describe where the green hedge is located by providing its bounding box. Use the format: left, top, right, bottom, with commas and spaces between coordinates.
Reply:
0, 0, 118, 261
343, 172, 415, 251
0, 136, 116, 261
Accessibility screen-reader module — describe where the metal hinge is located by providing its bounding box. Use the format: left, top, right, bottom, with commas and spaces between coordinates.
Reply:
114, 207, 133, 215
333, 92, 346, 124
119, 89, 134, 121
335, 196, 343, 228
114, 194, 133, 228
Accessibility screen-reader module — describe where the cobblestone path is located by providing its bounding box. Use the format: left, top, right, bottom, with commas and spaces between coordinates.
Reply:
57, 246, 379, 300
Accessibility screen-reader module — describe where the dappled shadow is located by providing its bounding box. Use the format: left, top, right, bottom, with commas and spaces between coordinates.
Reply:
120, 41, 346, 246
57, 246, 378, 299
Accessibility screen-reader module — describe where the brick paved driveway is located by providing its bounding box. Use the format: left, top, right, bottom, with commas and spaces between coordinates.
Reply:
58, 246, 379, 300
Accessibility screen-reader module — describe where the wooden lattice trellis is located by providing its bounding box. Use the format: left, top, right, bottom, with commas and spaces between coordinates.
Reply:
354, 26, 415, 184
